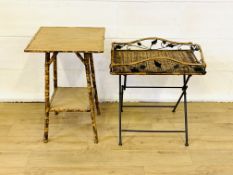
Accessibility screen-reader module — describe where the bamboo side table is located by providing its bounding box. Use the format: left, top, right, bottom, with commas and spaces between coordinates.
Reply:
25, 27, 105, 143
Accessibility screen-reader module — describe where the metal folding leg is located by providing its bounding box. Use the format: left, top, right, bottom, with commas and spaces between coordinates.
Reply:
118, 74, 192, 146
119, 75, 122, 145
183, 75, 189, 146
172, 75, 191, 112
121, 75, 127, 112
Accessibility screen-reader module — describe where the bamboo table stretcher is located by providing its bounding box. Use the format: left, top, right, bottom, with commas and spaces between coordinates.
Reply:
25, 27, 105, 143
110, 37, 206, 146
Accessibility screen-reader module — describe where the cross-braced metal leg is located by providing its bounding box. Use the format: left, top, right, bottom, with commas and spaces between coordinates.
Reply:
118, 74, 192, 146
172, 75, 191, 112
172, 75, 191, 146
183, 75, 189, 146
121, 75, 127, 112
119, 75, 122, 145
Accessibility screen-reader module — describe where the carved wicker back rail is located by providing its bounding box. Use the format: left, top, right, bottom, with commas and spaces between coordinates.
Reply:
110, 37, 206, 75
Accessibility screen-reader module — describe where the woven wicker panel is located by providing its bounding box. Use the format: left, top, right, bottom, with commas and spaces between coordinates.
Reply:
111, 50, 206, 75
50, 87, 90, 112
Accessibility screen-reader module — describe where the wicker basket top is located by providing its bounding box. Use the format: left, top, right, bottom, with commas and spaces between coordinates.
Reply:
110, 37, 206, 75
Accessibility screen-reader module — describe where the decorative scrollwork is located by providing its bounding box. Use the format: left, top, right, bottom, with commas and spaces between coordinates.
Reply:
113, 37, 200, 52
111, 37, 206, 75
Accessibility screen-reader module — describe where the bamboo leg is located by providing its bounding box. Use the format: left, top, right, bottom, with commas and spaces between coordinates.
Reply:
53, 53, 58, 115
44, 52, 50, 143
53, 54, 57, 89
84, 53, 98, 143
90, 54, 101, 115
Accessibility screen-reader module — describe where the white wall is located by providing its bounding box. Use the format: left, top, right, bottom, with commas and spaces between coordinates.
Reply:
0, 0, 233, 102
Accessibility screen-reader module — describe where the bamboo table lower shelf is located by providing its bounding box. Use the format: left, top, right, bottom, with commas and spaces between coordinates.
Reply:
50, 87, 91, 113
24, 27, 105, 143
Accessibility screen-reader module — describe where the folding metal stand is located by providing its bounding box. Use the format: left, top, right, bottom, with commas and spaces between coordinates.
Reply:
118, 75, 192, 146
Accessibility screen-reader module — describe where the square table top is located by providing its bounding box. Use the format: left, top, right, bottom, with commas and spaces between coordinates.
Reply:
24, 27, 105, 53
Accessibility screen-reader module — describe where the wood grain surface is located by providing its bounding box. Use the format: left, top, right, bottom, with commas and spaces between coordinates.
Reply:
0, 102, 233, 174
24, 27, 105, 53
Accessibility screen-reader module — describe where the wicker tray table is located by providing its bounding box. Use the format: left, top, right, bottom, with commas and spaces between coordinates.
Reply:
25, 27, 105, 143
110, 37, 206, 146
